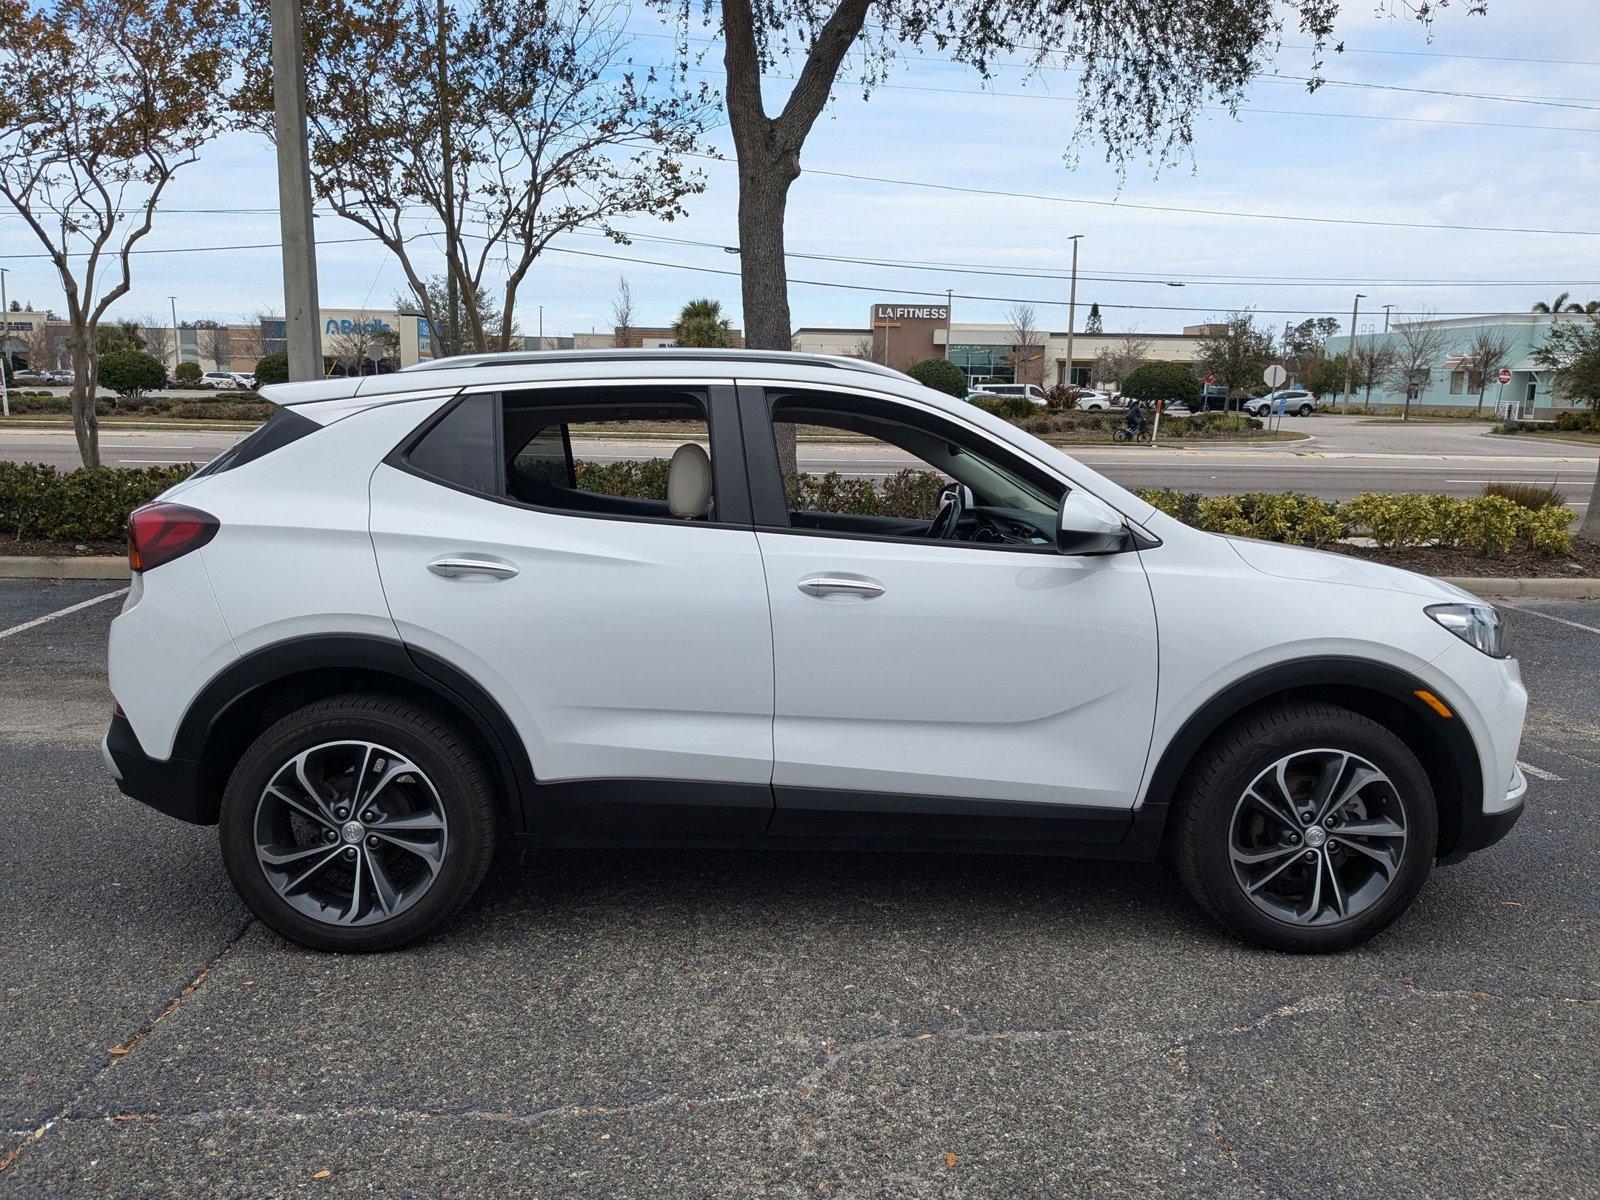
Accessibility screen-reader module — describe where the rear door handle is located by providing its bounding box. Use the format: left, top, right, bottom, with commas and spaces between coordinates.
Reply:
428, 556, 519, 580
797, 575, 885, 599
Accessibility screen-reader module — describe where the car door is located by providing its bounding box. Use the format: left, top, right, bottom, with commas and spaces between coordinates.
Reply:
739, 383, 1159, 843
369, 380, 776, 836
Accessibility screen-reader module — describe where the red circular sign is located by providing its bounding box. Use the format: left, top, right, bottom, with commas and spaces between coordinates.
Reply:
1498, 367, 1512, 385
1204, 374, 1216, 385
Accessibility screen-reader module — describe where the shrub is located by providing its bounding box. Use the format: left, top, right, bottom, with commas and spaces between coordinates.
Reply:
877, 468, 946, 519
1043, 385, 1078, 409
574, 456, 670, 499
1453, 495, 1520, 557
254, 351, 290, 387
166, 400, 275, 421
1339, 492, 1441, 551
173, 361, 202, 385
1120, 361, 1201, 407
1015, 411, 1114, 435
905, 357, 968, 398
0, 462, 197, 542
969, 394, 1037, 421
1555, 410, 1598, 432
97, 349, 167, 398
1134, 487, 1203, 525
1191, 411, 1262, 434
1189, 492, 1343, 547
1483, 481, 1566, 510
1517, 505, 1575, 555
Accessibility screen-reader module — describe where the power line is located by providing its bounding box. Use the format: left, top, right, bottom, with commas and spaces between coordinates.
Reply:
681, 154, 1600, 238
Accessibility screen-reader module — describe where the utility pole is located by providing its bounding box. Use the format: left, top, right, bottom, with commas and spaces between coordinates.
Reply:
1339, 292, 1365, 415
0, 267, 10, 417
1062, 235, 1083, 390
437, 0, 458, 357
270, 0, 324, 380
538, 304, 544, 350
168, 295, 180, 373
1382, 303, 1396, 333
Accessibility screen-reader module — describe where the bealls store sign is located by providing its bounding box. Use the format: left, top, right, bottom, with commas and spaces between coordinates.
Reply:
874, 306, 948, 321
324, 317, 393, 335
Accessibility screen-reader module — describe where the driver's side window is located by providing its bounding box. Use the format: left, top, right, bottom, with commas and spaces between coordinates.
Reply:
767, 392, 1062, 547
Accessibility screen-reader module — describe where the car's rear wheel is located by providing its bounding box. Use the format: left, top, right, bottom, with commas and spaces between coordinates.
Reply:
219, 695, 497, 952
1298, 403, 1315, 416
1172, 704, 1437, 953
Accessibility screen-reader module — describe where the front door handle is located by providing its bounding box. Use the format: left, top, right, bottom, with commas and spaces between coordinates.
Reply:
428, 556, 519, 580
797, 575, 885, 600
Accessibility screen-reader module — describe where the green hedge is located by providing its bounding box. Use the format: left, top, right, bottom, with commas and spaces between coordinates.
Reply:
1136, 488, 1576, 557
3, 392, 270, 419
0, 462, 198, 542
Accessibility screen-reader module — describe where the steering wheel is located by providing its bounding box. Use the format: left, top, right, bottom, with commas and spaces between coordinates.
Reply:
928, 482, 966, 540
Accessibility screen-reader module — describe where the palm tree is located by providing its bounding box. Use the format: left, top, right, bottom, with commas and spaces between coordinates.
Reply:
672, 298, 734, 348
1532, 292, 1581, 314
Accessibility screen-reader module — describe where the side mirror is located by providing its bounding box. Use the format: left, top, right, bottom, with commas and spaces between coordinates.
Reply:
1057, 489, 1133, 555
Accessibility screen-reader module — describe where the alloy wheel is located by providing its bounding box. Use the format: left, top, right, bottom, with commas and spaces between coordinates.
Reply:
253, 740, 448, 927
1228, 748, 1408, 927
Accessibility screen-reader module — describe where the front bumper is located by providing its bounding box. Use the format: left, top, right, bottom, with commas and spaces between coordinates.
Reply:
1440, 766, 1527, 865
103, 712, 210, 825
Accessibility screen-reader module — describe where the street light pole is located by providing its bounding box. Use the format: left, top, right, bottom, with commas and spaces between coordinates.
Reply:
1062, 234, 1083, 390
168, 295, 180, 374
1340, 292, 1366, 414
270, 0, 324, 380
1382, 303, 1395, 333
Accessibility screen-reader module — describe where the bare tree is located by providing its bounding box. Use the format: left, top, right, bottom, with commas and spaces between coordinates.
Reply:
850, 335, 875, 360
0, 0, 243, 466
23, 321, 67, 372
231, 308, 281, 364
1350, 342, 1396, 412
191, 321, 231, 371
244, 0, 712, 356
1006, 303, 1046, 387
650, 1, 1485, 362
1382, 315, 1453, 421
1463, 326, 1513, 415
610, 276, 637, 348
1092, 331, 1152, 391
134, 315, 176, 371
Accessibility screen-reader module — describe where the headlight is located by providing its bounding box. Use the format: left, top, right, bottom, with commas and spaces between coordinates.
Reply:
1426, 603, 1507, 658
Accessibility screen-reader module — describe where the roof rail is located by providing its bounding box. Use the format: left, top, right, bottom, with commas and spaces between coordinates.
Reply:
400, 347, 908, 380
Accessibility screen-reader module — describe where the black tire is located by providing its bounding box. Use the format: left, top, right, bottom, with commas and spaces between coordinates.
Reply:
1298, 403, 1315, 416
1172, 703, 1438, 953
219, 694, 497, 952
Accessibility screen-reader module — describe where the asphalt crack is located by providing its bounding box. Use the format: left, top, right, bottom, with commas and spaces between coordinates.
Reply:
0, 915, 253, 1175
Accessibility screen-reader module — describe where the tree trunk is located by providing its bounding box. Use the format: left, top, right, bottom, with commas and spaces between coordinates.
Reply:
68, 332, 100, 469
736, 141, 800, 477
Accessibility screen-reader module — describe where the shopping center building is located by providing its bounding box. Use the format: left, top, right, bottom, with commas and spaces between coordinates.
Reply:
1323, 313, 1587, 419
793, 303, 1215, 389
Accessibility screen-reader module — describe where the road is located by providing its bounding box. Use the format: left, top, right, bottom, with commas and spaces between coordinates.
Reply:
0, 580, 1596, 1196
3, 415, 1595, 507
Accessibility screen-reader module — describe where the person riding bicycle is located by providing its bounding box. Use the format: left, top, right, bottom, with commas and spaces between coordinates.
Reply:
1122, 398, 1148, 439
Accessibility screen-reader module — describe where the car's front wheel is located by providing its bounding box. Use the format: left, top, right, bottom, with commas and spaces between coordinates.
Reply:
1172, 704, 1438, 953
219, 695, 497, 952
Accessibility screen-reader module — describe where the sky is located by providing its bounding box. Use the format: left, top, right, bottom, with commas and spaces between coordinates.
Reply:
3, 0, 1598, 342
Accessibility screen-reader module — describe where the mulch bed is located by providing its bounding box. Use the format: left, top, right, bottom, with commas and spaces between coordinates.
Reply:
0, 539, 123, 558
1338, 540, 1600, 578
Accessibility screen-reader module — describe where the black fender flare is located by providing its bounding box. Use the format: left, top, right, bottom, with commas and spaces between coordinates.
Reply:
173, 634, 534, 828
1125, 656, 1483, 859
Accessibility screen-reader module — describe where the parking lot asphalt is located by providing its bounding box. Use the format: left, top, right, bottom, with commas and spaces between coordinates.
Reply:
1, 580, 1595, 1198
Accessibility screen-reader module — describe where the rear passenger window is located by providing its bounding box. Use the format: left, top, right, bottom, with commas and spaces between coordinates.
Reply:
403, 389, 715, 521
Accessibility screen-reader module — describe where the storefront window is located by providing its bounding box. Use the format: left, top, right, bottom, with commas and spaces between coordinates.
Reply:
947, 344, 1013, 386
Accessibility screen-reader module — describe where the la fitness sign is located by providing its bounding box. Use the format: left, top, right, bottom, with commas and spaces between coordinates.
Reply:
874, 305, 949, 322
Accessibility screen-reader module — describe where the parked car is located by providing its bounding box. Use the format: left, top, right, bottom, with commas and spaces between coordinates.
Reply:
11, 369, 52, 385
1245, 389, 1317, 417
228, 371, 257, 390
971, 382, 1050, 406
199, 370, 241, 390
47, 370, 74, 385
105, 349, 1528, 954
1070, 389, 1118, 411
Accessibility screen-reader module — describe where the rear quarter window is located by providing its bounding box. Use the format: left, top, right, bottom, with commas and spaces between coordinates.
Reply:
192, 407, 320, 478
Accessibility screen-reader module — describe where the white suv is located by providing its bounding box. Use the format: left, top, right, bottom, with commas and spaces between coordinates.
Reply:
105, 350, 1528, 953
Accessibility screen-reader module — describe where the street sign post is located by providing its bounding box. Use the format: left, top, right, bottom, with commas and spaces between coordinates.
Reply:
1262, 364, 1288, 427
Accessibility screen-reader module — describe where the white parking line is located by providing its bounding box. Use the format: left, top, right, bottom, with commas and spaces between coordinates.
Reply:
0, 587, 127, 641
1518, 761, 1564, 782
1501, 603, 1600, 637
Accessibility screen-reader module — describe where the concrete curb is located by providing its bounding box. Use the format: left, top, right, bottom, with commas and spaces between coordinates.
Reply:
0, 557, 1597, 599
0, 557, 129, 579
1442, 576, 1600, 599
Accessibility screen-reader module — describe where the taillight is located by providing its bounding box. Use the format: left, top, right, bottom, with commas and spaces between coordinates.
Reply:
127, 502, 219, 572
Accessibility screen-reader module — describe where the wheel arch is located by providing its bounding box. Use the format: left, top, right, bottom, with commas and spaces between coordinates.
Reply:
1132, 657, 1482, 861
173, 634, 533, 830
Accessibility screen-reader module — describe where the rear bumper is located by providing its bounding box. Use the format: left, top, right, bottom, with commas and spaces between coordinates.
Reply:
1440, 767, 1527, 865
102, 713, 210, 825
